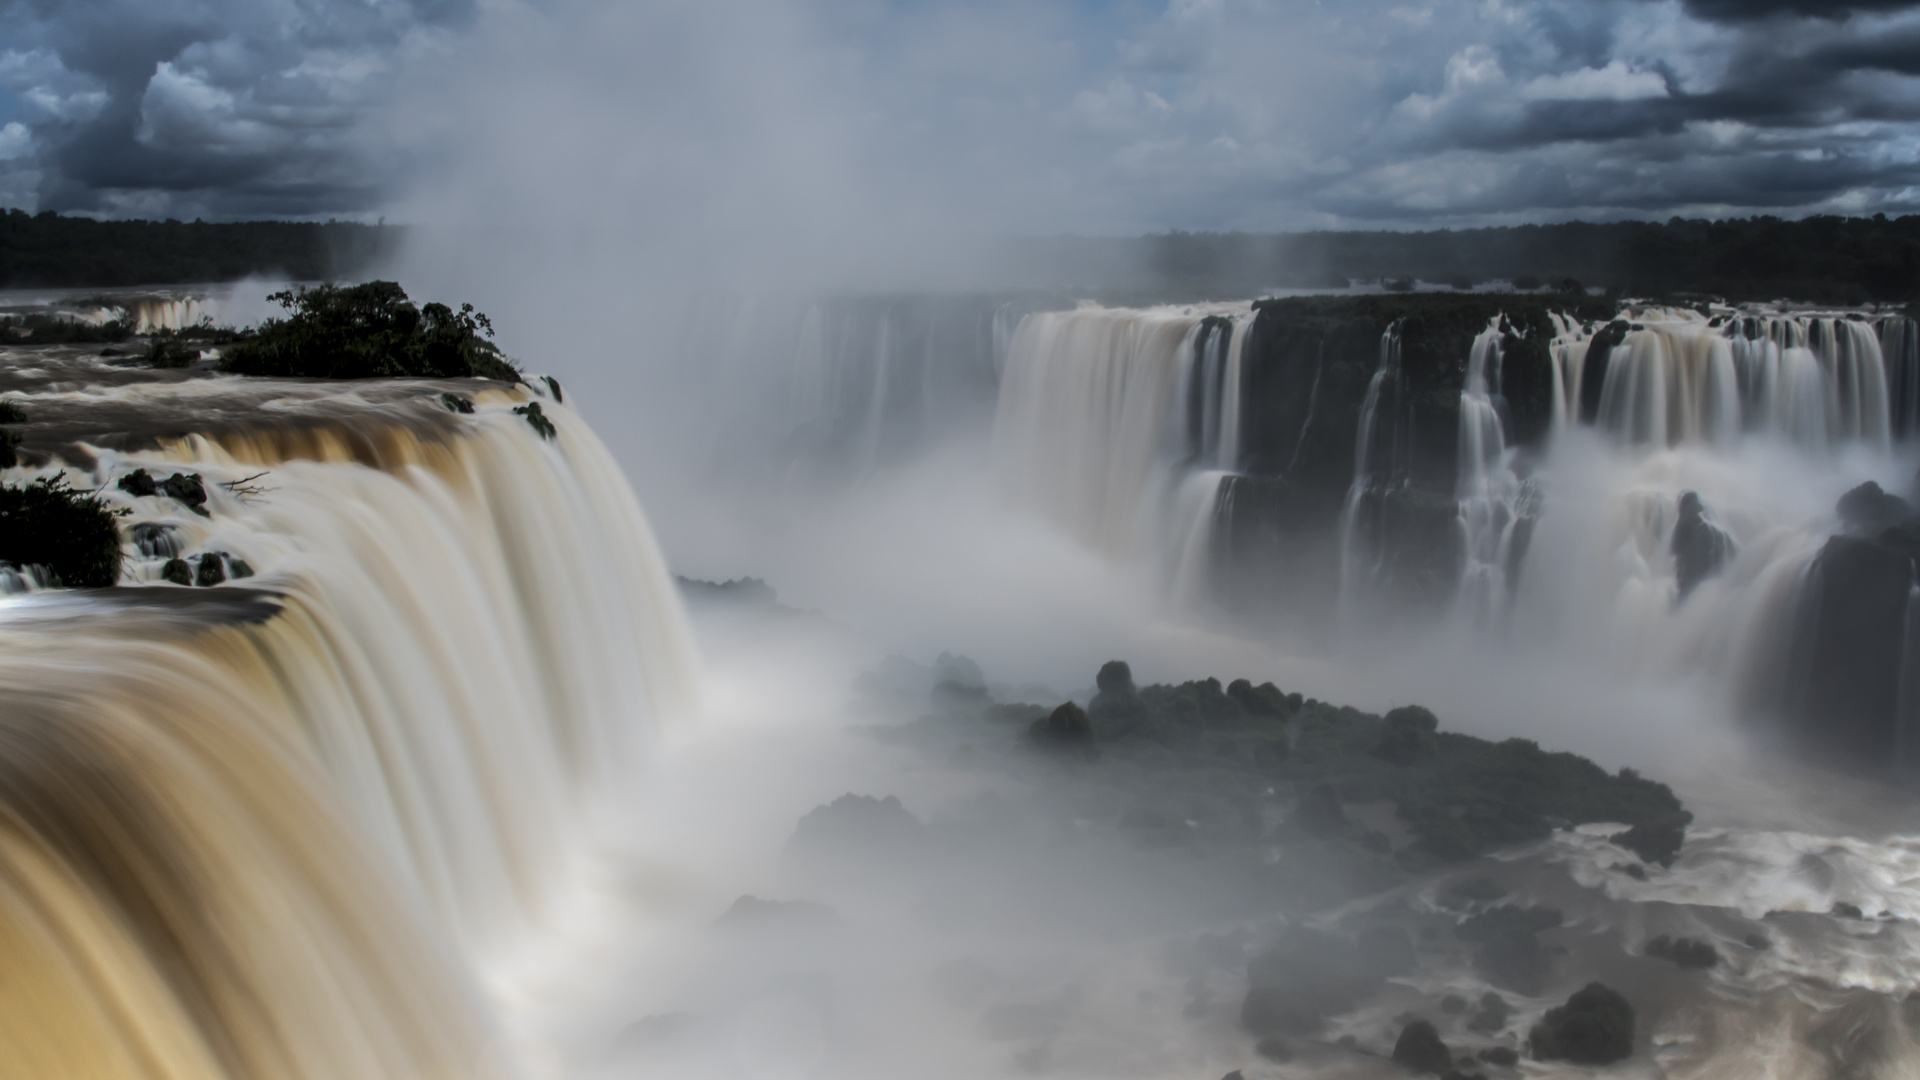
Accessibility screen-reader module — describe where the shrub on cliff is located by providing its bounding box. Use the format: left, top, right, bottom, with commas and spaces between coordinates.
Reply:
1530, 983, 1634, 1065
220, 281, 520, 382
0, 475, 123, 587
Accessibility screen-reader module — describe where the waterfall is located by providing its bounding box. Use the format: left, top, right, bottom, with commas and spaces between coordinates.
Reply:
0, 384, 697, 1078
1884, 316, 1920, 440
991, 302, 1251, 565
1454, 320, 1529, 628
1581, 310, 1891, 451
1336, 323, 1407, 620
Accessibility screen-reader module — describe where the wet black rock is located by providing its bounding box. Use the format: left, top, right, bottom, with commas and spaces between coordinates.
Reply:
515, 400, 557, 440
226, 557, 254, 579
1838, 481, 1913, 535
1646, 934, 1719, 969
1529, 982, 1634, 1066
1477, 1046, 1518, 1067
438, 392, 474, 414
1029, 702, 1096, 758
1671, 491, 1735, 600
1466, 992, 1511, 1035
195, 554, 226, 587
543, 375, 564, 403
1610, 816, 1687, 867
160, 472, 208, 515
1392, 1019, 1452, 1074
160, 558, 192, 586
1790, 534, 1911, 766
117, 468, 159, 497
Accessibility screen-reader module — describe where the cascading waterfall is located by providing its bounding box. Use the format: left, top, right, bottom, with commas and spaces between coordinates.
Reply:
991, 302, 1253, 586
0, 379, 697, 1079
1336, 323, 1408, 620
1453, 321, 1530, 628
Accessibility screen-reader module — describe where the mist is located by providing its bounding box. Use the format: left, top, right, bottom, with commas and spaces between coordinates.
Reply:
301, 2, 1920, 1078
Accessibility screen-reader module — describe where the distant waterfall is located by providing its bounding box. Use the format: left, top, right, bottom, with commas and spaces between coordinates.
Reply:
0, 388, 697, 1078
992, 303, 1253, 586
1336, 323, 1409, 619
1562, 310, 1894, 451
1454, 321, 1528, 628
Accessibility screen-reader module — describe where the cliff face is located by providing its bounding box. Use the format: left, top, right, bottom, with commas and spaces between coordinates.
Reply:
1215, 292, 1611, 625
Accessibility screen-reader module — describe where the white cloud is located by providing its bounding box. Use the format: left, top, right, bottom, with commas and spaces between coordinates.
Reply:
1520, 60, 1668, 102
0, 122, 33, 161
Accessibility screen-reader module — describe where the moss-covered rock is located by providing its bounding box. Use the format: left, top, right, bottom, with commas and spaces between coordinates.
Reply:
0, 475, 122, 587
515, 401, 557, 440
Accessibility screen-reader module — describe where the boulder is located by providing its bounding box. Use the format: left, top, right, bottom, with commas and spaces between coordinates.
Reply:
1088, 660, 1155, 741
1838, 481, 1913, 534
1392, 1019, 1452, 1074
1671, 491, 1735, 599
1794, 535, 1913, 764
195, 554, 226, 587
160, 472, 208, 515
1029, 702, 1096, 758
1529, 983, 1634, 1066
1645, 935, 1718, 970
160, 558, 192, 586
117, 469, 159, 497
1466, 992, 1511, 1035
1610, 815, 1687, 867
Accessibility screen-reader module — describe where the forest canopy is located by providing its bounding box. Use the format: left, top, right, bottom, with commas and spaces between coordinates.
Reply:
0, 210, 394, 288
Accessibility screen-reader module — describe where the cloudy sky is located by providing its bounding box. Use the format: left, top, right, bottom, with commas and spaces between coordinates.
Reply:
3, 0, 1919, 232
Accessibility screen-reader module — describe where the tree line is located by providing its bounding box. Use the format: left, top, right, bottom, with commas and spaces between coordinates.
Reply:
0, 210, 397, 288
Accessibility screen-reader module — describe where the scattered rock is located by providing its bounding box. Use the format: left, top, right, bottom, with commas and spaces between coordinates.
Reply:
438, 392, 474, 414
117, 469, 159, 497
1392, 1019, 1452, 1074
1529, 982, 1634, 1066
514, 400, 557, 440
161, 558, 192, 586
1645, 934, 1719, 970
160, 472, 208, 515
1832, 901, 1865, 919
226, 557, 254, 579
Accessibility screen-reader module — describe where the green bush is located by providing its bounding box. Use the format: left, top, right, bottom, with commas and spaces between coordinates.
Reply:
220, 281, 520, 382
0, 475, 124, 587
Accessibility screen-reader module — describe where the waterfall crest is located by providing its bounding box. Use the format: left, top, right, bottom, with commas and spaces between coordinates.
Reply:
991, 303, 1252, 574
0, 388, 696, 1078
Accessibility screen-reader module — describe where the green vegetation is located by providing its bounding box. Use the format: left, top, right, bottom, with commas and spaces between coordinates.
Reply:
1073, 663, 1690, 867
219, 281, 519, 382
513, 400, 556, 439
0, 312, 133, 344
0, 209, 393, 288
0, 475, 124, 587
1025, 214, 1920, 305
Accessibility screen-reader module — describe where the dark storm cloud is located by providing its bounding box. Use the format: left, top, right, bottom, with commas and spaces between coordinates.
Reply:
1676, 0, 1919, 21
6, 0, 1920, 230
0, 0, 475, 218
